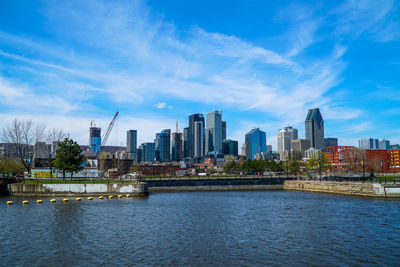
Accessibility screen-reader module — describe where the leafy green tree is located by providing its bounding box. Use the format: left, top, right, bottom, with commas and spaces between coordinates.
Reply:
0, 157, 25, 174
53, 138, 85, 179
306, 151, 332, 177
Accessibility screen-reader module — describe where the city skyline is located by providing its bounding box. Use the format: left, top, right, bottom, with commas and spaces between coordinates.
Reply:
1, 0, 400, 149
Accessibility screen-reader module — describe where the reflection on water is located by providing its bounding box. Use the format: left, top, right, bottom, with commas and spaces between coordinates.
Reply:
1, 191, 400, 266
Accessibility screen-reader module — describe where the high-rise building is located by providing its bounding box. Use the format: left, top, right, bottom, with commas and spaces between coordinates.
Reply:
222, 139, 238, 157
183, 127, 190, 158
205, 111, 223, 155
324, 137, 338, 147
358, 138, 389, 150
277, 126, 298, 161
291, 139, 311, 158
155, 129, 171, 162
222, 121, 226, 140
90, 126, 101, 154
305, 108, 324, 149
245, 128, 266, 160
126, 130, 137, 160
189, 113, 205, 158
266, 145, 273, 152
194, 121, 205, 158
140, 142, 155, 162
359, 138, 378, 149
378, 139, 390, 150
172, 132, 182, 162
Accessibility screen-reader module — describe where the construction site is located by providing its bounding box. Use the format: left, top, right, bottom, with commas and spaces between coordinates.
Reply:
28, 111, 135, 179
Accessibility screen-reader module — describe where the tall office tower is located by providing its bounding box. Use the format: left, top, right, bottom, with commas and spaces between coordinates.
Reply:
277, 126, 298, 161
378, 139, 390, 150
136, 148, 142, 163
90, 126, 101, 154
291, 139, 311, 158
140, 142, 155, 162
171, 132, 182, 162
222, 121, 227, 140
359, 138, 379, 149
324, 137, 338, 147
189, 113, 205, 158
222, 139, 239, 157
245, 128, 267, 160
305, 108, 324, 149
205, 111, 223, 155
194, 121, 205, 158
155, 129, 171, 162
266, 145, 273, 152
126, 130, 137, 160
183, 127, 190, 158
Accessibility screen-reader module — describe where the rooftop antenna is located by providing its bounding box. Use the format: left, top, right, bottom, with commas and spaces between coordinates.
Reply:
176, 113, 179, 133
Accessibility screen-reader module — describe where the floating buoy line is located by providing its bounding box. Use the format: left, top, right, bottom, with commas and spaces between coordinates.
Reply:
5, 195, 132, 205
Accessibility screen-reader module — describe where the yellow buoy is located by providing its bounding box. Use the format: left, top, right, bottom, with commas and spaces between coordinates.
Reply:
118, 195, 123, 199
37, 200, 43, 204
50, 199, 56, 203
6, 201, 13, 205
108, 195, 114, 199
87, 197, 93, 200
62, 198, 69, 202
22, 200, 29, 205
76, 197, 82, 202
126, 194, 131, 198
98, 196, 104, 200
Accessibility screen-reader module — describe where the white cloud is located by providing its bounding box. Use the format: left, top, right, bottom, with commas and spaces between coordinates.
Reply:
155, 102, 167, 109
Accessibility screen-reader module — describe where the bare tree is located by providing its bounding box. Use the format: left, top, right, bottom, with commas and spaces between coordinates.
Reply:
46, 128, 69, 177
2, 119, 46, 173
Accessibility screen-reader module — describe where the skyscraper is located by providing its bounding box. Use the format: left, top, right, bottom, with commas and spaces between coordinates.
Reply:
222, 139, 238, 157
183, 127, 190, 158
194, 121, 205, 158
155, 129, 171, 162
126, 130, 137, 160
245, 128, 266, 160
222, 121, 226, 140
205, 111, 223, 155
189, 113, 204, 158
90, 126, 101, 154
305, 108, 324, 149
324, 137, 338, 147
172, 132, 182, 162
140, 142, 155, 162
277, 126, 298, 161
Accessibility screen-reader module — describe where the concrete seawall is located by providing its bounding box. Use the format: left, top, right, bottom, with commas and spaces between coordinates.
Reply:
7, 183, 148, 197
146, 177, 287, 192
284, 180, 400, 198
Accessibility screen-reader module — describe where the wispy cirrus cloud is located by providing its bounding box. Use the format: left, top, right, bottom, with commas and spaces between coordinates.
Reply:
1, 0, 398, 147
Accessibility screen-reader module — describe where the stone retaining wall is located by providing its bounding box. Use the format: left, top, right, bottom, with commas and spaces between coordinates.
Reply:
284, 180, 400, 197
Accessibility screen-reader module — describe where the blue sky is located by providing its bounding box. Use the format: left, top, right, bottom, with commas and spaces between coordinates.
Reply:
0, 0, 400, 149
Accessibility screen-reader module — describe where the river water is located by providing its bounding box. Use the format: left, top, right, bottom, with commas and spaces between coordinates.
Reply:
1, 191, 400, 266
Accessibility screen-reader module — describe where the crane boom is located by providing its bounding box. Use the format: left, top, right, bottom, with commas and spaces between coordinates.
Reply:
101, 112, 119, 147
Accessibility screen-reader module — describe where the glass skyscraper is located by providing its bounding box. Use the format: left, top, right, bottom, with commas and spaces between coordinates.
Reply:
245, 128, 266, 160
155, 129, 171, 162
205, 111, 223, 155
305, 108, 324, 149
189, 113, 204, 158
126, 130, 137, 160
171, 132, 182, 162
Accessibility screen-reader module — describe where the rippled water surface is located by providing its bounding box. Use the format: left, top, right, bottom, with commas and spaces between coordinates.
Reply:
1, 191, 400, 266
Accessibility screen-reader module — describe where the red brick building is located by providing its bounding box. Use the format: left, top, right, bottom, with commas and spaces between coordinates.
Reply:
323, 146, 398, 174
140, 163, 180, 176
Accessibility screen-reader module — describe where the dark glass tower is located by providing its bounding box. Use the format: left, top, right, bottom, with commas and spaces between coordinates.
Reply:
305, 108, 324, 149
189, 113, 204, 158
